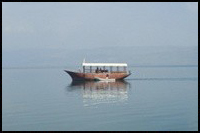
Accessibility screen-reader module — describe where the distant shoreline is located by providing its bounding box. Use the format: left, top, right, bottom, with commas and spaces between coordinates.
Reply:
2, 65, 198, 69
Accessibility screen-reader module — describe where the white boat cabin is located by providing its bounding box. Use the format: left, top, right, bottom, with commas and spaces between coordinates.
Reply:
82, 62, 128, 73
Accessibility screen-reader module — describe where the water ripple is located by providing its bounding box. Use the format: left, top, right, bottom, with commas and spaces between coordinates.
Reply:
127, 77, 198, 81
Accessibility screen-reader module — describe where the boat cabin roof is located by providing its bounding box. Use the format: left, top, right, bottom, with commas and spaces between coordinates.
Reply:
82, 63, 128, 67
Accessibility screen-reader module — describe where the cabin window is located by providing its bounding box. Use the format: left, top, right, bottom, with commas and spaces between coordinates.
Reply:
110, 66, 112, 72
117, 66, 119, 72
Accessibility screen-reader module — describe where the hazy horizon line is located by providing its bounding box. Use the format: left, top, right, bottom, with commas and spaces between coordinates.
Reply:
2, 64, 198, 69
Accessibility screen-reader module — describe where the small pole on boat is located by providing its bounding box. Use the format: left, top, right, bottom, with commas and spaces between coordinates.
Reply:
124, 66, 126, 72
83, 58, 86, 63
117, 66, 119, 72
90, 66, 92, 73
83, 66, 85, 73
82, 58, 86, 73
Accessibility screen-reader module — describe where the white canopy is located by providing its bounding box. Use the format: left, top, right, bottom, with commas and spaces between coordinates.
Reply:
82, 63, 127, 67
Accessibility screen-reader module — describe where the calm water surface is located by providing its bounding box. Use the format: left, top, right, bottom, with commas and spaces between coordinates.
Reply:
2, 66, 198, 131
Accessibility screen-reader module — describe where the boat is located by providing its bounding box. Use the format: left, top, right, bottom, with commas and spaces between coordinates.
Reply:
64, 59, 131, 81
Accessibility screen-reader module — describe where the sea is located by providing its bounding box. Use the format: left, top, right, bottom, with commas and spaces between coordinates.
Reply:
2, 45, 198, 131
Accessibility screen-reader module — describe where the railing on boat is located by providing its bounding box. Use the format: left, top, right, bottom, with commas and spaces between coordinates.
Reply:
82, 62, 129, 74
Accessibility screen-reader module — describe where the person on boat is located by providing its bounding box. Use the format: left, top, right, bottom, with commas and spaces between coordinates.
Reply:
96, 67, 99, 73
106, 74, 109, 79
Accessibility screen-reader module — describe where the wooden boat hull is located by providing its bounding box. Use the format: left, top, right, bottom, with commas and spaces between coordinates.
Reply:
64, 70, 131, 81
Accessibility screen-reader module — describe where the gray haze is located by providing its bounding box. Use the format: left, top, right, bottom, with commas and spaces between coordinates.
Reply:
2, 2, 198, 67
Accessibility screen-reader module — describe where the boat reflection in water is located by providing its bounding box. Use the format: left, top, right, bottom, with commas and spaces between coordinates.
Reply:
69, 80, 131, 107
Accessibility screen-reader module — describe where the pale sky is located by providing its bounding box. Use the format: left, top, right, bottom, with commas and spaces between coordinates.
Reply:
2, 2, 198, 67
